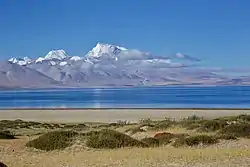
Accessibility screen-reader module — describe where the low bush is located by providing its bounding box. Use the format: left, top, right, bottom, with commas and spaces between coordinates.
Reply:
141, 137, 160, 147
63, 123, 87, 130
186, 123, 200, 130
153, 132, 175, 145
219, 123, 250, 137
139, 118, 153, 125
0, 119, 43, 129
26, 131, 78, 151
172, 135, 186, 147
173, 134, 218, 147
179, 119, 205, 129
86, 129, 148, 149
198, 120, 228, 132
83, 130, 100, 136
151, 121, 173, 130
216, 134, 238, 140
184, 135, 218, 146
0, 131, 16, 139
237, 114, 250, 122
215, 114, 250, 123
101, 120, 130, 128
185, 115, 204, 121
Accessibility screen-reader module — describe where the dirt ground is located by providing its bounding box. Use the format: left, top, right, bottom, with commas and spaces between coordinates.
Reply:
1, 109, 250, 167
1, 135, 250, 167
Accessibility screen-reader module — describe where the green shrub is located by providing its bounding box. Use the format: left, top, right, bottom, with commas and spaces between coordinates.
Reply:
0, 131, 16, 139
184, 135, 218, 146
151, 122, 173, 130
215, 114, 250, 122
172, 135, 186, 147
83, 130, 100, 136
86, 129, 148, 149
186, 123, 200, 130
173, 134, 218, 147
63, 123, 87, 130
198, 120, 228, 132
216, 134, 238, 140
139, 118, 154, 126
100, 121, 130, 128
179, 119, 205, 129
26, 131, 78, 151
237, 114, 250, 122
0, 119, 46, 130
184, 115, 204, 121
220, 123, 250, 137
141, 137, 160, 147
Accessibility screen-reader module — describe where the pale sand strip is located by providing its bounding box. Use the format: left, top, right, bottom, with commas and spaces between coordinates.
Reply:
0, 109, 250, 123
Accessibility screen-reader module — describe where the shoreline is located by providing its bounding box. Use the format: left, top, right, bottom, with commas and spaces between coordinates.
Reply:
0, 108, 250, 123
1, 107, 250, 110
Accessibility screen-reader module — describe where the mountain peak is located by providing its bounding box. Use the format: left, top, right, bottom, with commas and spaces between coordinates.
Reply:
96, 42, 127, 51
44, 49, 68, 60
86, 43, 127, 59
35, 49, 68, 63
8, 57, 32, 66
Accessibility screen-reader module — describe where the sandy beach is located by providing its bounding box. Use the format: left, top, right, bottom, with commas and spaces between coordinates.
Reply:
1, 108, 250, 123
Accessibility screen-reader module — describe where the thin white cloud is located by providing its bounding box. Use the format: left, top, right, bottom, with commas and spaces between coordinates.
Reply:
173, 53, 201, 62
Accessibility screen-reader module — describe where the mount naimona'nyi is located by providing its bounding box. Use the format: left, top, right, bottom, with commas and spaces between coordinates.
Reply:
1, 43, 249, 88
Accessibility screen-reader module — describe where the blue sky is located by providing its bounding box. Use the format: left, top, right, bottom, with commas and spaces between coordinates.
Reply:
0, 0, 249, 68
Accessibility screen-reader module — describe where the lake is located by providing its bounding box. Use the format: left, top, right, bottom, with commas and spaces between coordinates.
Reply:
0, 86, 250, 109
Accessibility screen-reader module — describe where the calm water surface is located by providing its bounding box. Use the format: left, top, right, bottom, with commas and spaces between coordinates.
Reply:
0, 86, 250, 108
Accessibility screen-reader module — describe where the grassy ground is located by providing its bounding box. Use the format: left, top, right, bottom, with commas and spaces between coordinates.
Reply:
1, 113, 250, 167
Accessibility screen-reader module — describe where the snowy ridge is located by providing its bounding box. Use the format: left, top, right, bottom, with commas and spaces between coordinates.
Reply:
36, 57, 46, 63
86, 43, 127, 59
35, 49, 68, 63
2, 42, 249, 88
44, 49, 68, 60
70, 56, 82, 61
9, 57, 32, 66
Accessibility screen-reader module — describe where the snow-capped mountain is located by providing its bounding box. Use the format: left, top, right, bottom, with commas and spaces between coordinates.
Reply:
1, 42, 248, 88
86, 43, 154, 62
8, 57, 32, 66
36, 49, 68, 63
44, 49, 68, 60
86, 43, 127, 59
0, 61, 61, 88
70, 56, 82, 61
